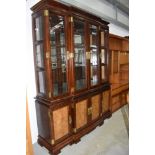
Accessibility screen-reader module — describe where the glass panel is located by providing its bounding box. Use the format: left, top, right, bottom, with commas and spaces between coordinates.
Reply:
49, 14, 68, 96
50, 15, 65, 46
35, 16, 43, 41
101, 31, 105, 46
90, 25, 97, 48
90, 25, 99, 86
36, 44, 44, 68
38, 71, 45, 94
74, 20, 86, 90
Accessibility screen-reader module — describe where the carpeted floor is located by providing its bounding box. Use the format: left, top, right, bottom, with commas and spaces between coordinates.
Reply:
33, 105, 129, 155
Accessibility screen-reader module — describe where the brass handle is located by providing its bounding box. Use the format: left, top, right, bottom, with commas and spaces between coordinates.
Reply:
86, 51, 91, 60
69, 115, 72, 124
88, 107, 92, 115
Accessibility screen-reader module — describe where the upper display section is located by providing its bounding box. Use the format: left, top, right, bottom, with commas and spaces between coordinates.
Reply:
31, 0, 110, 99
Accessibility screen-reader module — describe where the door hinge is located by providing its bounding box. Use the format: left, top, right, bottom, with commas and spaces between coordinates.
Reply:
71, 87, 74, 93
67, 51, 74, 60
44, 10, 49, 16
69, 115, 72, 125
51, 139, 55, 145
73, 128, 77, 133
48, 111, 51, 119
70, 16, 73, 22
88, 107, 92, 115
46, 52, 50, 59
48, 92, 51, 98
86, 51, 91, 60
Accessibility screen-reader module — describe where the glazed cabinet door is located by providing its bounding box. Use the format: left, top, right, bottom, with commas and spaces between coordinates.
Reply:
50, 104, 72, 144
89, 24, 100, 87
73, 18, 87, 92
49, 12, 69, 98
32, 13, 47, 97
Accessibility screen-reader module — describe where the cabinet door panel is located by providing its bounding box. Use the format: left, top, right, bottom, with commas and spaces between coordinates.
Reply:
73, 19, 87, 91
76, 100, 87, 129
53, 106, 69, 140
91, 95, 100, 120
49, 13, 68, 97
102, 90, 110, 113
90, 25, 99, 86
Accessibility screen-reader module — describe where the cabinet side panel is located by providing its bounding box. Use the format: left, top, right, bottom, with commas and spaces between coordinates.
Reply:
35, 101, 51, 141
53, 106, 69, 140
76, 100, 87, 129
91, 95, 100, 120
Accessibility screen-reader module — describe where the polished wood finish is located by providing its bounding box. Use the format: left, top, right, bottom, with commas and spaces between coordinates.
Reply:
102, 90, 110, 112
91, 95, 100, 120
109, 34, 129, 113
76, 100, 87, 129
53, 106, 69, 140
31, 0, 111, 154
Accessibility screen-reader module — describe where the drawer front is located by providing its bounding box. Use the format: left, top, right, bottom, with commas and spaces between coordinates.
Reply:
76, 100, 88, 129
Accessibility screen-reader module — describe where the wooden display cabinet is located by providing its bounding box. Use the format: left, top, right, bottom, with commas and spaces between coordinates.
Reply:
31, 0, 111, 154
109, 34, 129, 112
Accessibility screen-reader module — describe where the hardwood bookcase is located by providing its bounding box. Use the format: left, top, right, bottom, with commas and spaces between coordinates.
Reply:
109, 34, 129, 112
31, 0, 111, 154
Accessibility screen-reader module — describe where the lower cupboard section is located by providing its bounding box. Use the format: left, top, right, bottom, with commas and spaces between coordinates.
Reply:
111, 90, 129, 112
35, 90, 112, 155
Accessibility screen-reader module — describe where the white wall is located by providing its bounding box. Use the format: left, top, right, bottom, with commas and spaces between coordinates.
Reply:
26, 0, 40, 144
26, 0, 129, 144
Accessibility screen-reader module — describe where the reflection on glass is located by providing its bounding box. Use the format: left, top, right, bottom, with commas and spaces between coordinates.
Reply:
101, 31, 105, 46
38, 71, 45, 93
101, 49, 105, 64
90, 25, 99, 86
36, 44, 44, 68
74, 20, 86, 90
101, 66, 106, 80
90, 25, 97, 48
35, 16, 43, 41
49, 13, 68, 96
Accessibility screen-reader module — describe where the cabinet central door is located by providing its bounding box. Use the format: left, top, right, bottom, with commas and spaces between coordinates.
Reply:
49, 13, 68, 97
89, 25, 99, 86
73, 19, 87, 91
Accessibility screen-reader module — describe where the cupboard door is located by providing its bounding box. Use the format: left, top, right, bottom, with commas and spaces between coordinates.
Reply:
102, 90, 110, 113
73, 19, 87, 91
75, 100, 88, 130
52, 105, 70, 141
89, 25, 99, 86
91, 95, 100, 120
49, 13, 68, 97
